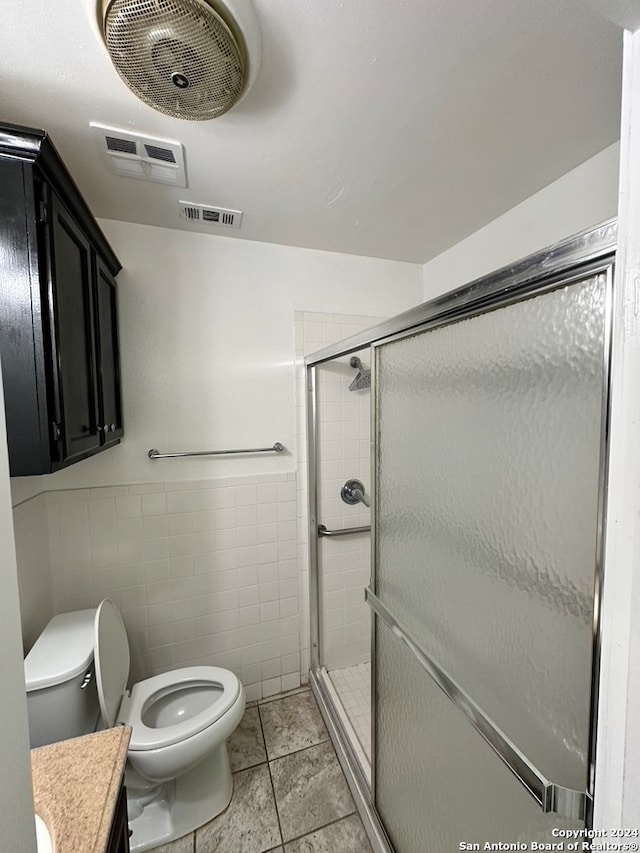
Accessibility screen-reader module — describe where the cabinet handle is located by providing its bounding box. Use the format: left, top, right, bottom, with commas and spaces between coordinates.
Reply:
97, 425, 105, 432
110, 423, 116, 432
51, 422, 61, 441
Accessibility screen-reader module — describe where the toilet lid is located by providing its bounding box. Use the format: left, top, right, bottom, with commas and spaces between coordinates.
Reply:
94, 599, 130, 728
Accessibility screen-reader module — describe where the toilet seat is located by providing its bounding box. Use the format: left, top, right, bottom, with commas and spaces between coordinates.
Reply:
94, 600, 242, 752
122, 667, 241, 751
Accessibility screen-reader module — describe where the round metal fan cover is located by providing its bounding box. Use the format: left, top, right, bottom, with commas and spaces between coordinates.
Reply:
103, 0, 246, 120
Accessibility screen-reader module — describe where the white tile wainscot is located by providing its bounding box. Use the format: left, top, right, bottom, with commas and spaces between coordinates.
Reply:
45, 472, 300, 701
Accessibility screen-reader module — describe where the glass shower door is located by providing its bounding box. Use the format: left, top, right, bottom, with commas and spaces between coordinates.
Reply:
371, 271, 610, 851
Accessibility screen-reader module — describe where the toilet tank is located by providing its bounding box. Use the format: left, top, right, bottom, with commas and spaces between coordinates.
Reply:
24, 608, 101, 747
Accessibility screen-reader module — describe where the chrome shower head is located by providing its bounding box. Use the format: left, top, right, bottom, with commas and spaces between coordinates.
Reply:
349, 356, 371, 391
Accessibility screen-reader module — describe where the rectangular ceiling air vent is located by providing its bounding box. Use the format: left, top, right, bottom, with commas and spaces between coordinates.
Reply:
91, 123, 187, 187
178, 201, 243, 229
144, 144, 176, 163
106, 136, 137, 155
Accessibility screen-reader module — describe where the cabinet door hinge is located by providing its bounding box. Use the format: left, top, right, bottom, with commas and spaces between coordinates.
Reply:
51, 421, 61, 441
39, 201, 48, 224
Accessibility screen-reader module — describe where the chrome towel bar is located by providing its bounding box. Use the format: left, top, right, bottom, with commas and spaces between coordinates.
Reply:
148, 442, 285, 459
365, 587, 589, 821
318, 524, 371, 538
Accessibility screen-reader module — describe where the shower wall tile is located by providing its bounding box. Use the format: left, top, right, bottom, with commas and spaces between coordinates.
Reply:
44, 472, 300, 700
295, 311, 384, 675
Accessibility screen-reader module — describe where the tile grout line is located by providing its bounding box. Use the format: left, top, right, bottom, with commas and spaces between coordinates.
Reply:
281, 811, 359, 848
268, 735, 331, 764
257, 685, 311, 707
258, 702, 287, 851
294, 704, 365, 844
260, 698, 362, 848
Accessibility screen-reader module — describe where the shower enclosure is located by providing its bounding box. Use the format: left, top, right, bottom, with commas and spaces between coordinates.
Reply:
306, 221, 617, 852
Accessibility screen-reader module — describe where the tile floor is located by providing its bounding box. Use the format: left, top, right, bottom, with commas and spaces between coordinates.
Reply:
328, 662, 371, 763
151, 686, 373, 853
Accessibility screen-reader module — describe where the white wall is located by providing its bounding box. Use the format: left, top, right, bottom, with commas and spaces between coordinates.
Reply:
13, 494, 52, 654
0, 368, 37, 852
11, 223, 422, 504
9, 226, 422, 700
422, 143, 620, 299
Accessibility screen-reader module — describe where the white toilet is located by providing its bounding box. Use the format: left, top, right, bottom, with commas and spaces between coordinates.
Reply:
24, 598, 246, 852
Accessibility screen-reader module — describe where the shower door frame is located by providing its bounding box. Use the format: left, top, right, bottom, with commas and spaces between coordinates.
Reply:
305, 219, 617, 853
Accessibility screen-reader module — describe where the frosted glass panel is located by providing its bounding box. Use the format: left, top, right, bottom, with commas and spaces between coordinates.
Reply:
375, 621, 583, 853
375, 276, 606, 825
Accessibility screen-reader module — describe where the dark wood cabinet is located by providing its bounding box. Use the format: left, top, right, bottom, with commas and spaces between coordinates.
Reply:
94, 255, 124, 446
48, 189, 102, 464
0, 122, 123, 475
106, 785, 131, 853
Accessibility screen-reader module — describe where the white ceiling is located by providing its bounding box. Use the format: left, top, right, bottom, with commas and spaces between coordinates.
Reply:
3, 0, 623, 263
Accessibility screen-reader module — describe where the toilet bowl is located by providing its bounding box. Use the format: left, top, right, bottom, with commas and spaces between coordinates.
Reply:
93, 598, 246, 851
24, 600, 245, 853
121, 668, 243, 782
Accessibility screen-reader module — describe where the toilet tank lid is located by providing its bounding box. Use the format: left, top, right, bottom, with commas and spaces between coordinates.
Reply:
24, 609, 97, 691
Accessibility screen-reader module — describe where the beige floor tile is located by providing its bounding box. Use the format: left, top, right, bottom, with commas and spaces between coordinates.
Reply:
195, 764, 281, 853
270, 742, 354, 842
228, 705, 267, 771
259, 692, 328, 760
284, 815, 372, 852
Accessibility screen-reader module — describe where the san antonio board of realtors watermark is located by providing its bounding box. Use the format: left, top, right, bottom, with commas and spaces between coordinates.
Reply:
459, 829, 640, 851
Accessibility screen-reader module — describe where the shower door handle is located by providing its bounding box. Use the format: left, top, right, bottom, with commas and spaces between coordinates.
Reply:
365, 587, 590, 821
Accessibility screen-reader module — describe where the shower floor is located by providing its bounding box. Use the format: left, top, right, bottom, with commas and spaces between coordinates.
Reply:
328, 662, 371, 772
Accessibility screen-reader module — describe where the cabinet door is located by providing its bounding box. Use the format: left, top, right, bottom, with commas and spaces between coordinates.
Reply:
106, 785, 130, 853
94, 255, 123, 444
0, 163, 51, 475
48, 192, 101, 464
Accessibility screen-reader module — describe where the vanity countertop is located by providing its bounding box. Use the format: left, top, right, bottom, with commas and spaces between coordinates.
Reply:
31, 727, 131, 853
